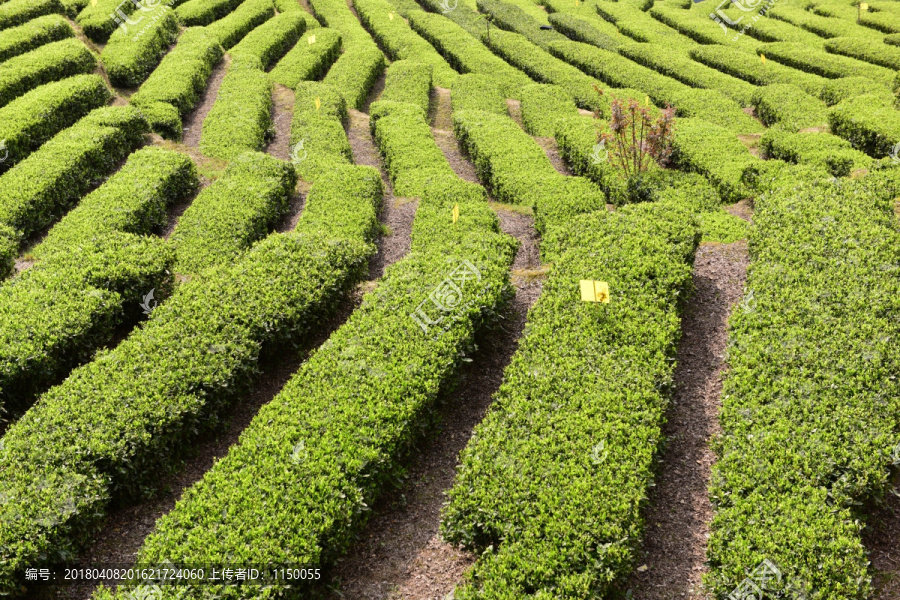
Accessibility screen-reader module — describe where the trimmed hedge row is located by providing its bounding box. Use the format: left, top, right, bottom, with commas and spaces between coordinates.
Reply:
269, 27, 341, 89
0, 224, 16, 279
171, 152, 296, 277
175, 0, 243, 27
482, 27, 602, 111
450, 73, 507, 114
322, 45, 385, 110
0, 233, 174, 423
547, 12, 620, 50
377, 59, 432, 116
689, 44, 827, 97
768, 3, 870, 38
670, 117, 759, 203
0, 74, 111, 174
0, 38, 95, 108
706, 176, 900, 600
309, 0, 377, 48
0, 14, 72, 63
759, 128, 872, 177
452, 108, 606, 245
730, 11, 829, 47
34, 146, 198, 258
828, 93, 900, 157
0, 105, 148, 240
206, 0, 274, 49
648, 4, 731, 45
548, 39, 764, 133
861, 10, 900, 33
199, 60, 272, 161
750, 83, 828, 131
101, 5, 178, 88
0, 0, 62, 32
475, 0, 567, 49
289, 81, 353, 182
76, 0, 136, 43
0, 161, 383, 596
100, 173, 516, 600
442, 197, 700, 599
352, 0, 458, 88
615, 14, 695, 48
229, 11, 306, 70
406, 10, 533, 99
617, 42, 756, 106
520, 82, 577, 137
129, 27, 223, 118
553, 114, 627, 205
819, 75, 890, 106
824, 36, 900, 70
756, 41, 895, 84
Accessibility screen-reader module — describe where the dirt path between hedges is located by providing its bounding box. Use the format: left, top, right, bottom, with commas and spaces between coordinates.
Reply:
181, 57, 229, 147
863, 477, 900, 600
324, 208, 543, 600
624, 239, 750, 600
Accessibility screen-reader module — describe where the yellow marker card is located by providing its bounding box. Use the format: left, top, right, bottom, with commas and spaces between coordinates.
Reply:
91, 0, 97, 5
308, 34, 316, 44
452, 204, 459, 223
645, 95, 650, 106
315, 96, 321, 111
389, 11, 394, 19
860, 2, 868, 10
580, 280, 610, 303
760, 53, 766, 64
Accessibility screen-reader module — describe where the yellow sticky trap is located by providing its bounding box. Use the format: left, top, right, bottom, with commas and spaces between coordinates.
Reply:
644, 95, 650, 106
388, 11, 394, 19
308, 34, 316, 44
575, 0, 579, 6
315, 96, 321, 111
91, 0, 96, 5
860, 2, 868, 10
760, 53, 766, 64
580, 280, 610, 303
452, 204, 459, 223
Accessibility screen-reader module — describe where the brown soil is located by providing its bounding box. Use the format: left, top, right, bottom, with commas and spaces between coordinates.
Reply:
431, 88, 481, 185
323, 209, 543, 600
346, 105, 415, 279
162, 182, 205, 239
265, 84, 296, 161
506, 98, 524, 128
38, 290, 367, 600
725, 199, 754, 223
863, 478, 900, 600
181, 56, 229, 147
535, 136, 573, 175
276, 189, 307, 233
624, 239, 750, 600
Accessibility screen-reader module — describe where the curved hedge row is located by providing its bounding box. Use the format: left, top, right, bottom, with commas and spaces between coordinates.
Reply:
0, 14, 72, 63
689, 44, 827, 97
322, 45, 385, 110
171, 152, 296, 277
442, 196, 700, 599
175, 0, 243, 26
757, 41, 895, 84
828, 93, 900, 157
520, 82, 578, 137
0, 38, 95, 108
751, 83, 828, 131
0, 105, 147, 240
859, 10, 900, 33
289, 81, 353, 182
768, 3, 871, 38
759, 129, 872, 177
75, 0, 137, 43
824, 36, 900, 71
96, 174, 516, 600
475, 0, 567, 49
406, 10, 533, 99
450, 73, 507, 114
353, 0, 458, 88
206, 0, 274, 49
269, 27, 341, 89
229, 11, 306, 70
547, 12, 620, 50
199, 60, 272, 160
101, 5, 178, 88
706, 175, 900, 600
0, 160, 383, 596
0, 0, 62, 31
0, 74, 111, 173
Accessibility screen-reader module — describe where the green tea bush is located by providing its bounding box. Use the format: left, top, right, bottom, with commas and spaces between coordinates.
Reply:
199, 61, 272, 161
689, 45, 827, 97
554, 114, 628, 205
129, 27, 223, 117
175, 0, 243, 26
858, 9, 900, 33
443, 199, 699, 598
269, 28, 341, 89
0, 106, 148, 239
450, 74, 507, 115
289, 81, 353, 182
407, 10, 533, 99
171, 152, 297, 276
0, 38, 96, 108
0, 74, 111, 174
34, 146, 198, 258
206, 0, 274, 49
751, 83, 828, 131
0, 225, 17, 279
353, 0, 458, 87
229, 11, 306, 70
377, 60, 433, 116
76, 0, 137, 42
0, 163, 383, 595
310, 0, 377, 48
322, 45, 386, 110
818, 75, 889, 106
475, 0, 567, 49
828, 93, 900, 157
0, 14, 73, 63
824, 36, 900, 70
768, 3, 869, 38
759, 129, 872, 176
100, 174, 516, 600
670, 118, 759, 202
482, 28, 603, 111
547, 12, 620, 50
101, 6, 178, 88
520, 83, 578, 137
706, 178, 900, 600
0, 0, 63, 31
757, 41, 895, 84
649, 4, 729, 45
